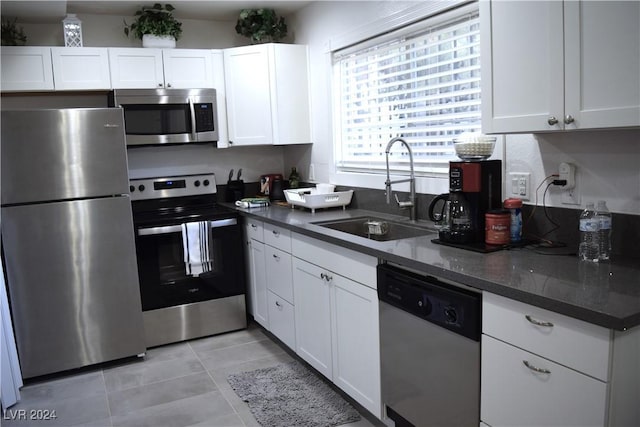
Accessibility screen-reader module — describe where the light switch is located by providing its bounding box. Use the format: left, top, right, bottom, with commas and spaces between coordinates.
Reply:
508, 172, 530, 201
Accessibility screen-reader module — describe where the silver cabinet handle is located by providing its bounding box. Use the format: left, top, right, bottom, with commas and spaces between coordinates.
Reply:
167, 83, 172, 88
564, 114, 575, 124
275, 301, 282, 308
158, 83, 163, 87
251, 223, 257, 229
272, 254, 280, 260
523, 360, 551, 374
547, 116, 559, 125
320, 272, 333, 282
272, 230, 280, 236
525, 315, 554, 328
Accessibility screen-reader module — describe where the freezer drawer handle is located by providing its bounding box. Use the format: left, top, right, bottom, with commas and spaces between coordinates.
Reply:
525, 315, 554, 328
523, 360, 551, 375
137, 218, 237, 236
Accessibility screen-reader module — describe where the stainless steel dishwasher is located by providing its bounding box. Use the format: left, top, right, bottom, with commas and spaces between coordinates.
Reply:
378, 263, 481, 427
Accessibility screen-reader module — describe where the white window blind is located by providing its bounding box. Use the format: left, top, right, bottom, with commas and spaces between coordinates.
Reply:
333, 8, 481, 175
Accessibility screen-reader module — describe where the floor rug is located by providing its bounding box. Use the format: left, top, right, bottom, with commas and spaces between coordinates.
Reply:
227, 360, 362, 427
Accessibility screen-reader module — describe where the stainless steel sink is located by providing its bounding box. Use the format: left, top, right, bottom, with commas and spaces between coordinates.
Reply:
312, 216, 435, 241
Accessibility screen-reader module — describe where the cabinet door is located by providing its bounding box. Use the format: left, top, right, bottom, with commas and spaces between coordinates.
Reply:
224, 45, 274, 146
51, 47, 111, 90
481, 335, 607, 427
331, 274, 381, 418
109, 48, 164, 89
267, 291, 296, 349
162, 49, 214, 89
564, 1, 640, 129
293, 257, 332, 378
1, 47, 54, 91
265, 245, 293, 304
481, 1, 564, 133
248, 239, 269, 328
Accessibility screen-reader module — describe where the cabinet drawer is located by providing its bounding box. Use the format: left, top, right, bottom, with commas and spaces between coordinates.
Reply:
264, 223, 291, 252
483, 292, 610, 380
267, 291, 295, 350
481, 335, 607, 427
244, 219, 264, 242
265, 245, 294, 303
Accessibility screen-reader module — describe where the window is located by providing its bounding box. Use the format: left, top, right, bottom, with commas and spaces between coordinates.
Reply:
333, 7, 480, 176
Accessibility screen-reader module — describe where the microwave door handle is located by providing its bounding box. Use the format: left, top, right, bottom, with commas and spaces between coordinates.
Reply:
137, 218, 237, 236
188, 97, 197, 141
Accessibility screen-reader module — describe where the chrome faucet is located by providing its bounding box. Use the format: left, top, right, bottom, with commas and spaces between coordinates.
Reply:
385, 137, 416, 221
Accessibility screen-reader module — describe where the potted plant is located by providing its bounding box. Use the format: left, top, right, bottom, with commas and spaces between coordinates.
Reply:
1, 18, 27, 46
124, 3, 182, 48
235, 9, 287, 44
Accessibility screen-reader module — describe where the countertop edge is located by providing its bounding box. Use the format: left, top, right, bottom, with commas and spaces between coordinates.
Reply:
235, 206, 639, 331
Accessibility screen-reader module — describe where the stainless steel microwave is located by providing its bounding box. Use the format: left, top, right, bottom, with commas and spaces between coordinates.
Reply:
109, 88, 219, 146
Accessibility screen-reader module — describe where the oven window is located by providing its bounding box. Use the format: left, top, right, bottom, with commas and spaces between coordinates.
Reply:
123, 104, 192, 135
135, 222, 245, 311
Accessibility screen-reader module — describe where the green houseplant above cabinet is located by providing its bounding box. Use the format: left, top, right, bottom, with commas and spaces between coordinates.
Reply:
109, 48, 216, 89
481, 0, 640, 133
222, 43, 312, 146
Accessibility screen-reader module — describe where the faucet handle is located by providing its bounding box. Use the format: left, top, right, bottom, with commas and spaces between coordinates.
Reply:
395, 193, 414, 209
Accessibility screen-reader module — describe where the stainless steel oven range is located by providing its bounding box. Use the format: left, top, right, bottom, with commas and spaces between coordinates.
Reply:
130, 173, 246, 348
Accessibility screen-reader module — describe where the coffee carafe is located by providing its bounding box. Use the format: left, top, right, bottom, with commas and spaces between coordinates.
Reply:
428, 191, 474, 243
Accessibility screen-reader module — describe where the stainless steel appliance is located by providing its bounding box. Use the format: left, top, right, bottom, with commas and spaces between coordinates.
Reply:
378, 263, 481, 427
1, 108, 146, 379
109, 88, 219, 146
130, 173, 246, 348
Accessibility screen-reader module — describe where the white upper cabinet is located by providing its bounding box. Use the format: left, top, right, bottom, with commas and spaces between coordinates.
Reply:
1, 47, 54, 91
109, 48, 214, 89
224, 44, 312, 146
481, 0, 640, 133
51, 48, 111, 90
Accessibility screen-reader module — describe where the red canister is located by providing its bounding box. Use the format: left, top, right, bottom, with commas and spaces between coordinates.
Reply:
485, 210, 511, 245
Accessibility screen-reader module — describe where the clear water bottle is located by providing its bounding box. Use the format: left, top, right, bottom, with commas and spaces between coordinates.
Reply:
578, 202, 600, 262
595, 200, 612, 261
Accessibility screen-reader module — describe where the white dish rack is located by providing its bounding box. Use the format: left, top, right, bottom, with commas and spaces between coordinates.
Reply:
284, 188, 354, 213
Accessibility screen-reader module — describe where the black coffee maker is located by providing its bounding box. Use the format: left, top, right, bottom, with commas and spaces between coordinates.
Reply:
429, 160, 502, 245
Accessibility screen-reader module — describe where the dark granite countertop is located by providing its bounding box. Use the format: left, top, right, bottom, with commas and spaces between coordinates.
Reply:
232, 204, 640, 331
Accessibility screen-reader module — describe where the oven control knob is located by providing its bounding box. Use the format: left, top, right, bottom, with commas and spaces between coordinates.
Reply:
444, 306, 458, 324
129, 185, 135, 193
203, 179, 210, 186
194, 180, 201, 187
138, 184, 145, 192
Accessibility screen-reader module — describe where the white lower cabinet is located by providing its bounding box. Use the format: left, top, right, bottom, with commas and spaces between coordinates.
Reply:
481, 292, 640, 427
482, 335, 607, 427
292, 233, 381, 418
248, 239, 268, 328
267, 291, 295, 349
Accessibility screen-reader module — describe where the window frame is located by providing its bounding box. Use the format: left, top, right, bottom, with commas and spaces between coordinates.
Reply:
328, 1, 493, 195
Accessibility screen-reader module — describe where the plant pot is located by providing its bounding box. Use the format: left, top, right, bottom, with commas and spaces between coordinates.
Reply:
142, 34, 176, 48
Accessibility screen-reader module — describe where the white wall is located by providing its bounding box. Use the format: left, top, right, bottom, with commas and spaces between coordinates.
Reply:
505, 130, 640, 215
22, 14, 249, 48
289, 1, 640, 215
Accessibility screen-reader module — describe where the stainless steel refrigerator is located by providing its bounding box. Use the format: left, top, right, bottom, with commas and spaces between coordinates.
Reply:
1, 108, 146, 379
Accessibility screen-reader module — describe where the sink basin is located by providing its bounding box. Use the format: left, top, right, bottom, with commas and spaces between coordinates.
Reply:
313, 216, 435, 241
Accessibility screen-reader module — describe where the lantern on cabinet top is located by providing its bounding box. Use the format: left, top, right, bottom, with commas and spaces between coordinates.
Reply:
62, 14, 83, 47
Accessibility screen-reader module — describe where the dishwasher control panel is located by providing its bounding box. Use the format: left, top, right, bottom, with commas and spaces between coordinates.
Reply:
377, 263, 481, 341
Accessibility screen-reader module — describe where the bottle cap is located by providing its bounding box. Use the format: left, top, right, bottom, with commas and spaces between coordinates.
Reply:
504, 198, 523, 208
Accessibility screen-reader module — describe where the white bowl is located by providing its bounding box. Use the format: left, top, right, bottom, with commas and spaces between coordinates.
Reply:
315, 183, 335, 194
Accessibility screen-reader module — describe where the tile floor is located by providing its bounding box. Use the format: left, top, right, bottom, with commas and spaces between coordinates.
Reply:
3, 323, 383, 427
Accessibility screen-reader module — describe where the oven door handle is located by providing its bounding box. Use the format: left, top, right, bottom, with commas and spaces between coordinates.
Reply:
137, 218, 237, 236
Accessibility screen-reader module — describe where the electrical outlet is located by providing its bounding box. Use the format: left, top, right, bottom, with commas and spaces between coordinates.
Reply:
508, 172, 530, 201
560, 163, 581, 205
